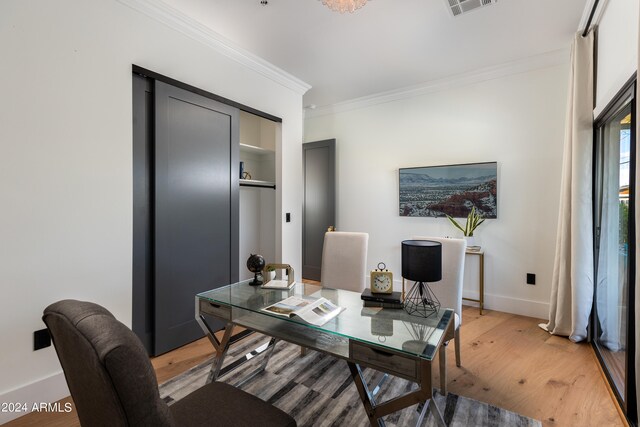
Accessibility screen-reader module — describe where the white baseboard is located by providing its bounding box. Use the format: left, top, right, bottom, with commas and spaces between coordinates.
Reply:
0, 371, 69, 424
394, 280, 549, 319
463, 290, 549, 319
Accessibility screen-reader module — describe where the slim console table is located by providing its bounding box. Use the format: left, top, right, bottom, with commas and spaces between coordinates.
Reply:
463, 249, 485, 315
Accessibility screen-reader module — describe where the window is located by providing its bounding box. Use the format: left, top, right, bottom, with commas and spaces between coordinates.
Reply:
592, 77, 636, 423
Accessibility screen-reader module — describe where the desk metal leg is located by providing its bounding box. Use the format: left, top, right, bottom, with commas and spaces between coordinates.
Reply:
346, 360, 447, 427
371, 373, 389, 397
209, 325, 234, 382
234, 337, 278, 388
415, 398, 446, 427
439, 343, 447, 395
195, 313, 278, 384
347, 362, 383, 426
195, 313, 235, 383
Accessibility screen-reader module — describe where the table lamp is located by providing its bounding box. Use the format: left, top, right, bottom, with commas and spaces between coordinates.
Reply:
401, 240, 442, 318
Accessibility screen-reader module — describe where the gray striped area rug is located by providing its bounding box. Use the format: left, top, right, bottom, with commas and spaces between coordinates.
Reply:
159, 333, 541, 427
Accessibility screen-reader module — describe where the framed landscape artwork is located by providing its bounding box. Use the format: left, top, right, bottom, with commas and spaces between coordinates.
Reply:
399, 162, 497, 218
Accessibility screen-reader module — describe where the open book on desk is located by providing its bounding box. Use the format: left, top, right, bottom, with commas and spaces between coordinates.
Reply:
262, 296, 344, 326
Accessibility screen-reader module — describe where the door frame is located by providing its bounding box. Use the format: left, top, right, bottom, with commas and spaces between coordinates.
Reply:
132, 65, 282, 123
591, 73, 637, 424
302, 139, 336, 281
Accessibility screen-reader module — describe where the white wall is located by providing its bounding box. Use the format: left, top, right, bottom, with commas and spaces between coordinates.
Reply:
239, 187, 276, 280
305, 64, 569, 319
594, 0, 639, 117
239, 112, 278, 280
0, 0, 305, 421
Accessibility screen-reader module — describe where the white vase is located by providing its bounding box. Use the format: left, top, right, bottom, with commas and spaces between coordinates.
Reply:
464, 236, 476, 247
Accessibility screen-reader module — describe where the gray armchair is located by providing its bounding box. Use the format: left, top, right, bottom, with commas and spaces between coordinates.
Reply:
43, 300, 296, 427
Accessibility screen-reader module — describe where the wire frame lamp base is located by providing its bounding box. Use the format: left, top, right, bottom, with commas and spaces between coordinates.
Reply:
404, 281, 440, 318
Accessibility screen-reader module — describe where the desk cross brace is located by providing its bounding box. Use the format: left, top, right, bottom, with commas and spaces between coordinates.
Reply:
196, 315, 279, 384
346, 360, 445, 427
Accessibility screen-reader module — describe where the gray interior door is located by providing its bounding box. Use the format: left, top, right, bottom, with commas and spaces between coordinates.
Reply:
302, 139, 336, 281
154, 81, 239, 355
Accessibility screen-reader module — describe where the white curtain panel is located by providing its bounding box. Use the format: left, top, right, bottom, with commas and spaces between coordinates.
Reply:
540, 32, 594, 341
596, 126, 622, 351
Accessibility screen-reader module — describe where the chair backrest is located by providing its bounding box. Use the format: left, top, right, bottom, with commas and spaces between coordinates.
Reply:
42, 300, 174, 427
321, 231, 369, 292
411, 236, 466, 322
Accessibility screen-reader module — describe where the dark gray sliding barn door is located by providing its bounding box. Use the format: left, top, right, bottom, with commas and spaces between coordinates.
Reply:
302, 139, 336, 281
154, 81, 239, 355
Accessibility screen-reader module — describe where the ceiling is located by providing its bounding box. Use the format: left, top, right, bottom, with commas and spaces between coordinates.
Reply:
161, 0, 589, 107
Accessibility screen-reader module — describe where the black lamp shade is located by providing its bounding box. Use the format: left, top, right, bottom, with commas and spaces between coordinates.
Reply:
401, 240, 442, 282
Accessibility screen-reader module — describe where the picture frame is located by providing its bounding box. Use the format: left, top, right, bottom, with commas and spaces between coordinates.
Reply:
399, 161, 497, 218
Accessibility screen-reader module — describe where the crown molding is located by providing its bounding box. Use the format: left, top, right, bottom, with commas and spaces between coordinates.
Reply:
116, 0, 311, 95
305, 48, 570, 119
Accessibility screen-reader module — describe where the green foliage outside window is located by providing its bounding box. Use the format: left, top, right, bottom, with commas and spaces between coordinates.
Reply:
619, 200, 629, 245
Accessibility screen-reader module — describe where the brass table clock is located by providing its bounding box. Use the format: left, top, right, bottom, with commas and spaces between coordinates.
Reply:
370, 262, 393, 294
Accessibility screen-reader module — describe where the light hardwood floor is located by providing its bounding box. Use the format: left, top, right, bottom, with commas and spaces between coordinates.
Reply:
5, 306, 626, 427
438, 307, 626, 426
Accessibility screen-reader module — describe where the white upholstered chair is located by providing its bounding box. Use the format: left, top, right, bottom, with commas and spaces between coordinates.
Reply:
411, 236, 466, 367
321, 231, 369, 292
301, 231, 369, 357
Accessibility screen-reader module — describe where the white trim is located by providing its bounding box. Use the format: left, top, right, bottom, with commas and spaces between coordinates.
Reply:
393, 279, 549, 319
578, 0, 610, 35
578, 0, 596, 32
463, 290, 549, 320
0, 371, 69, 424
305, 48, 570, 118
594, 73, 634, 118
115, 0, 311, 95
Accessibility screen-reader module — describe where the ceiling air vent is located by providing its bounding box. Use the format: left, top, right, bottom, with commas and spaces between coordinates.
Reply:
446, 0, 497, 17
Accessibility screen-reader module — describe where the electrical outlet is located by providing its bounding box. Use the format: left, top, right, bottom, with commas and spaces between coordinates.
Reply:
526, 273, 536, 285
34, 328, 51, 351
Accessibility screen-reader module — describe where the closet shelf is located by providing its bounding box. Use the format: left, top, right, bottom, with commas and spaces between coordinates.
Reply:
240, 179, 276, 189
240, 143, 275, 156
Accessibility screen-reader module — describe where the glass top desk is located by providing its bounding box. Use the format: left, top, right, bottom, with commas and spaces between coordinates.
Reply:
196, 280, 454, 427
